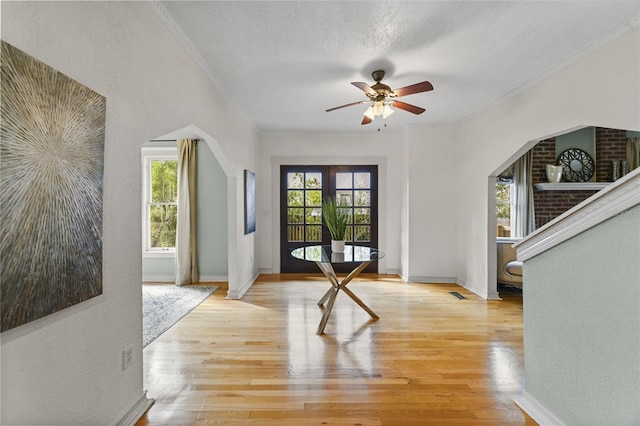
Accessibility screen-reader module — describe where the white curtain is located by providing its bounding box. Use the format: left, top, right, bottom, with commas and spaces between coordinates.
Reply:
175, 138, 198, 286
628, 137, 640, 172
512, 150, 535, 238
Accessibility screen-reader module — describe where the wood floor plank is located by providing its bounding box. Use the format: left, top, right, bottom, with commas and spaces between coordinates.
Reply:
137, 276, 536, 425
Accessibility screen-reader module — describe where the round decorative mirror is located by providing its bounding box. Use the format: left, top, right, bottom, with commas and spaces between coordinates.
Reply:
570, 159, 583, 172
557, 148, 594, 182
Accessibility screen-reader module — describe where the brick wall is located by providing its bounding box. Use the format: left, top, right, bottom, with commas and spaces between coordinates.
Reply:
530, 127, 626, 229
533, 190, 597, 228
532, 137, 556, 184
595, 127, 628, 182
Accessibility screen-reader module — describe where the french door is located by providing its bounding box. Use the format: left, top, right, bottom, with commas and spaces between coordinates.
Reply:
280, 165, 378, 273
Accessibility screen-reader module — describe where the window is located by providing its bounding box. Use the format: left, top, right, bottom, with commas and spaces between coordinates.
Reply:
142, 147, 178, 256
496, 181, 515, 237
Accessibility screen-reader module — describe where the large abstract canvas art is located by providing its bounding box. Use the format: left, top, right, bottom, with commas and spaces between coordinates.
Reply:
0, 41, 106, 332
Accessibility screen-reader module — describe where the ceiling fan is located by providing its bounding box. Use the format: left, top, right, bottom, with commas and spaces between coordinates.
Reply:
326, 70, 433, 126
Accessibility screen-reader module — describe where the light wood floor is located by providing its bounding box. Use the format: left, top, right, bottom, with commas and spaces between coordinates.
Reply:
137, 275, 536, 425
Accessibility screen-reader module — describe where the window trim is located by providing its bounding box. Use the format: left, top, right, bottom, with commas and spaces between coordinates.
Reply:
141, 146, 178, 258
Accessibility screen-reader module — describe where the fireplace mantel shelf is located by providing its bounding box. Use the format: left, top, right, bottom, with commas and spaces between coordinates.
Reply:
534, 182, 611, 191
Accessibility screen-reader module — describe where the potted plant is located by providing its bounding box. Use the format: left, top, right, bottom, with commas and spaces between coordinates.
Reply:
322, 196, 349, 253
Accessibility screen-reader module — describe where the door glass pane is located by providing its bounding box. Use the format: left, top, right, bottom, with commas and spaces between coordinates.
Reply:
354, 208, 370, 224
340, 207, 353, 224
354, 190, 370, 206
306, 208, 321, 224
354, 225, 370, 242
288, 190, 304, 206
306, 226, 322, 242
288, 208, 303, 224
336, 172, 352, 189
336, 191, 352, 206
287, 172, 304, 189
305, 173, 322, 189
305, 190, 322, 207
288, 225, 304, 242
354, 173, 370, 189
344, 226, 353, 242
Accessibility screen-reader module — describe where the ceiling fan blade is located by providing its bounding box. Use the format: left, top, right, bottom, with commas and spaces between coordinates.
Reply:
392, 81, 433, 97
351, 82, 377, 96
361, 115, 373, 125
392, 100, 426, 115
326, 101, 366, 112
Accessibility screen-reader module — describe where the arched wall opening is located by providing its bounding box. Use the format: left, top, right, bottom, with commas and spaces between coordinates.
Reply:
141, 125, 235, 287
487, 125, 640, 298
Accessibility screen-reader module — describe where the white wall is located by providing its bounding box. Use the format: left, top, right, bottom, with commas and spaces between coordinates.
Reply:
521, 202, 640, 424
196, 141, 229, 279
454, 27, 640, 299
1, 2, 257, 424
406, 127, 457, 282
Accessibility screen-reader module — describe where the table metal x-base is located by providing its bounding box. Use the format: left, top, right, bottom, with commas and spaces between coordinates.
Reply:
314, 257, 379, 335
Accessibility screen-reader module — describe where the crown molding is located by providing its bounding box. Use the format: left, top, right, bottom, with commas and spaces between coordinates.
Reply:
146, 2, 256, 133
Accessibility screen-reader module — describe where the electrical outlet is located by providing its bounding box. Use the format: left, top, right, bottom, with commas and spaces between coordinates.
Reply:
122, 346, 133, 370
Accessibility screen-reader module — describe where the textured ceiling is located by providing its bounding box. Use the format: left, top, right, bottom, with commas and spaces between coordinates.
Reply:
157, 1, 640, 133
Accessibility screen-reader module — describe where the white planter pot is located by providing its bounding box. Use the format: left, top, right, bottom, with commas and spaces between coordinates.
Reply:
331, 240, 345, 253
546, 164, 563, 183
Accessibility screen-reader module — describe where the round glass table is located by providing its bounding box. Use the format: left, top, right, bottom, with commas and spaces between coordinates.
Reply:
290, 245, 384, 334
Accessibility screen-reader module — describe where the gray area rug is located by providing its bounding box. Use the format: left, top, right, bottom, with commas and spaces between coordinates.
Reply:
142, 284, 218, 348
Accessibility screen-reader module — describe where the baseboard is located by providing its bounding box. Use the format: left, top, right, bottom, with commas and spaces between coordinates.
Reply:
142, 275, 173, 283
112, 390, 155, 426
408, 276, 457, 284
199, 274, 228, 282
455, 277, 501, 300
404, 277, 501, 300
143, 274, 228, 283
514, 391, 565, 426
485, 289, 501, 300
226, 271, 260, 299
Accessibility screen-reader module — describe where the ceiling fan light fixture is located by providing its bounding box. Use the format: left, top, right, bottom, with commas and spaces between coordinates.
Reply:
363, 106, 375, 120
382, 104, 394, 119
372, 101, 384, 117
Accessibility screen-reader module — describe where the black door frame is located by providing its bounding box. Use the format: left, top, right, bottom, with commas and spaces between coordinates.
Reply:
280, 165, 378, 273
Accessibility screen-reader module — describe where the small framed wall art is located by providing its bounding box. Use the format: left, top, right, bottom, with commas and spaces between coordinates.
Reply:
244, 169, 256, 234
